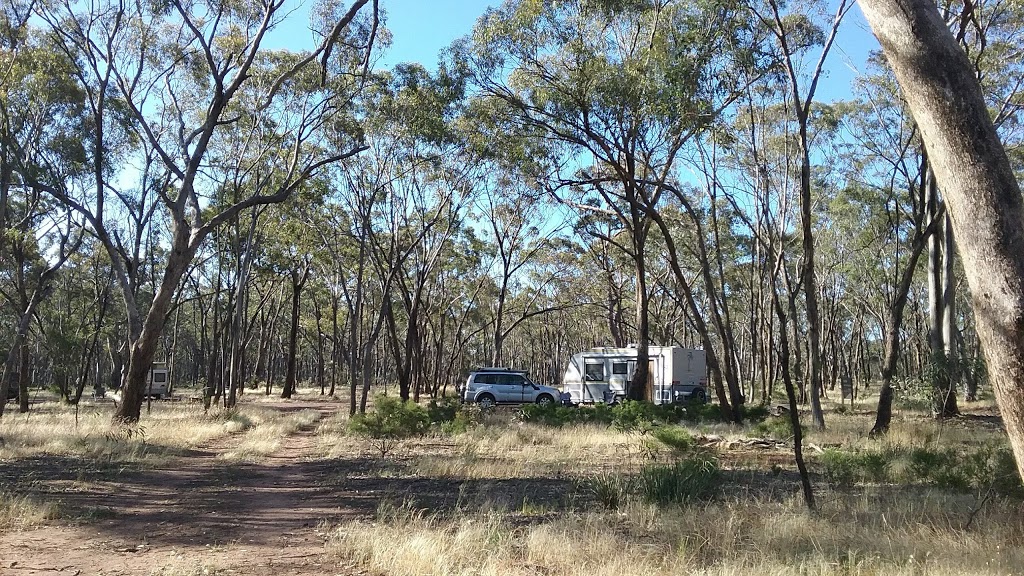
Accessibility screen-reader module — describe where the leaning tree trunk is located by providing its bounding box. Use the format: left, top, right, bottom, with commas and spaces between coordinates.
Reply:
859, 0, 1024, 481
115, 237, 198, 422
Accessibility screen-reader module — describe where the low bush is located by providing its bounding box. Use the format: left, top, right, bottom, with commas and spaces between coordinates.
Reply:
349, 395, 429, 457
516, 399, 764, 430
650, 426, 694, 454
611, 400, 662, 433
427, 397, 482, 435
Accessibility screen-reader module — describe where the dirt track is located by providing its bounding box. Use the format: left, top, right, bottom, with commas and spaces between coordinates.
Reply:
1, 401, 375, 576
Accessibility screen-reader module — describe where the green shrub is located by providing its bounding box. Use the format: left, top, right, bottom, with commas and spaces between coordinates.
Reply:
739, 404, 771, 422
515, 403, 620, 427
514, 399, 768, 430
821, 448, 859, 487
427, 397, 482, 435
517, 403, 580, 427
426, 396, 461, 423
969, 444, 1024, 497
637, 454, 720, 505
349, 395, 429, 457
612, 400, 661, 433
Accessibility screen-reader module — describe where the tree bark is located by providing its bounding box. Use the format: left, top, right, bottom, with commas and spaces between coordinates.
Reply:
859, 0, 1024, 481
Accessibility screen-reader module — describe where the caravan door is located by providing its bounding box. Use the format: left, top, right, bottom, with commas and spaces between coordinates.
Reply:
583, 359, 607, 402
609, 360, 631, 399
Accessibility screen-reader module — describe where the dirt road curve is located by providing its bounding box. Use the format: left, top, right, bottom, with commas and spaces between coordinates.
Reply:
1, 401, 372, 576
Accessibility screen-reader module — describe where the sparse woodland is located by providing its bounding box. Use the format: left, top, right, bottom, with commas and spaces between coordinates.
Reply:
3, 0, 1024, 574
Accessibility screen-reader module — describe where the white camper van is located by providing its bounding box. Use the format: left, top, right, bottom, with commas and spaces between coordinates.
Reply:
562, 346, 708, 405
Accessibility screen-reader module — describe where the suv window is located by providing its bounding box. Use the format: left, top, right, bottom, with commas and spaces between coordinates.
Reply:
474, 373, 496, 385
504, 374, 527, 386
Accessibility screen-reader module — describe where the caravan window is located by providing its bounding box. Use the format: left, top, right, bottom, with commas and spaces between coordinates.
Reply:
611, 362, 628, 375
154, 372, 167, 383
585, 362, 604, 381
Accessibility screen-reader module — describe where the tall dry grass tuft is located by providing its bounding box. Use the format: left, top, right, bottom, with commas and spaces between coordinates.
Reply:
0, 401, 236, 463
0, 491, 59, 529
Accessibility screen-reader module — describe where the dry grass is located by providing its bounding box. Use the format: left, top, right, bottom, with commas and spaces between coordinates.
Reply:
322, 398, 1023, 575
0, 400, 238, 463
314, 410, 354, 459
409, 423, 648, 479
0, 491, 59, 529
218, 408, 321, 462
326, 490, 1024, 576
0, 399, 319, 465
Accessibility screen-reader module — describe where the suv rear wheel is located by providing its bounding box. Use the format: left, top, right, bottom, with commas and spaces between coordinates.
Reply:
477, 393, 496, 409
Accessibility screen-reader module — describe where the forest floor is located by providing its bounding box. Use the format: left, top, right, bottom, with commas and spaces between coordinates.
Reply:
1, 394, 1022, 576
0, 399, 378, 576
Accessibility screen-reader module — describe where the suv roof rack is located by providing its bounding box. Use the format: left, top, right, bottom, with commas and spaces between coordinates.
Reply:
474, 366, 526, 372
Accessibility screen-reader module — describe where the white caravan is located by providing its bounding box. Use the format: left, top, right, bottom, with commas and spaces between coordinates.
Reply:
145, 362, 170, 399
562, 346, 708, 405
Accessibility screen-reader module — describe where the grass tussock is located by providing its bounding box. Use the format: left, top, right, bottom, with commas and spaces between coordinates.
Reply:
0, 491, 59, 529
326, 492, 1024, 576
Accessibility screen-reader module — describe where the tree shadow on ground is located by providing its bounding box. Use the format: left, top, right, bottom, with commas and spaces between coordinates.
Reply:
1, 452, 573, 548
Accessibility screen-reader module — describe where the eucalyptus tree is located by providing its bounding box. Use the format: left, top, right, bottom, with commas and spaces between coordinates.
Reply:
0, 190, 83, 416
378, 165, 470, 402
36, 240, 117, 404
477, 179, 571, 368
858, 0, 1024, 481
750, 0, 853, 429
825, 71, 938, 433
459, 0, 767, 402
256, 194, 324, 399
0, 19, 91, 415
27, 0, 379, 422
0, 2, 44, 260
354, 62, 475, 402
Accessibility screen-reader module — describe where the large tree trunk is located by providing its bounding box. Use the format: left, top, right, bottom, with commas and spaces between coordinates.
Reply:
629, 254, 651, 402
859, 0, 1024, 480
115, 237, 198, 422
773, 283, 815, 510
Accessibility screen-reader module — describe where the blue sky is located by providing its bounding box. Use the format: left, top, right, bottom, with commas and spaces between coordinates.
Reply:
376, 0, 495, 69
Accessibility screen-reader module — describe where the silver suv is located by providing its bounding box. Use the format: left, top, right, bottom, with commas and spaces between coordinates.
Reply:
460, 368, 560, 408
